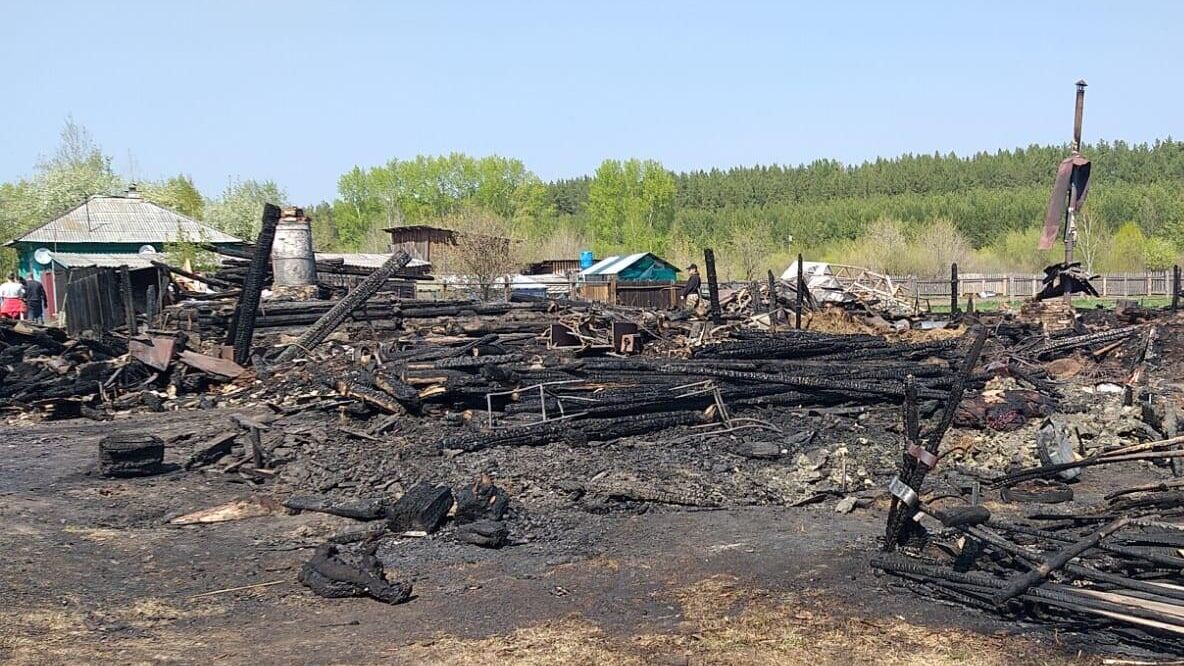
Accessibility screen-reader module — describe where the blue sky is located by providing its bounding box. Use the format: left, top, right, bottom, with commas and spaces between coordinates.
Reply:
1, 1, 1179, 202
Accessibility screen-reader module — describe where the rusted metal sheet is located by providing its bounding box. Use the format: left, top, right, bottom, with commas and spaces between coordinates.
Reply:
128, 336, 177, 372
178, 350, 247, 379
1039, 154, 1091, 250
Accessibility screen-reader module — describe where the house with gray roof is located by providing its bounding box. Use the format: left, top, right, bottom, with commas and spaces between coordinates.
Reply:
4, 186, 244, 319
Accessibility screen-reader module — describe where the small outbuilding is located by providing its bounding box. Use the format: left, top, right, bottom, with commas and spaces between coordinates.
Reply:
575, 252, 681, 308
578, 252, 679, 283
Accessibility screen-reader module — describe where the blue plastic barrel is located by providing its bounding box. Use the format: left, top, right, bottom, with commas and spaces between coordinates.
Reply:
580, 250, 594, 269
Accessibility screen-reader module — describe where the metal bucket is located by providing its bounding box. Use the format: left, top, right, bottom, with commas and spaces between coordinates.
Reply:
271, 215, 318, 288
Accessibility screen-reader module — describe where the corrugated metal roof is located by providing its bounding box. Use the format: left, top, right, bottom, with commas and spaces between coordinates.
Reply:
315, 253, 430, 269
51, 252, 166, 269
12, 195, 241, 245
579, 253, 651, 277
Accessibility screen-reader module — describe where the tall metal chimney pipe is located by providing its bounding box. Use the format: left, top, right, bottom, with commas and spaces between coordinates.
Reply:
1072, 80, 1087, 152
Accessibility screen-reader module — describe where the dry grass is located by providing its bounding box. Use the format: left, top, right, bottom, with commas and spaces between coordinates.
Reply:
0, 597, 229, 665
0, 578, 1094, 665
800, 308, 963, 344
402, 575, 1092, 666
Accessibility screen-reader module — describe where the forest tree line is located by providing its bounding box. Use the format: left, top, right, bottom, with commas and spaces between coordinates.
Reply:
2, 119, 1183, 279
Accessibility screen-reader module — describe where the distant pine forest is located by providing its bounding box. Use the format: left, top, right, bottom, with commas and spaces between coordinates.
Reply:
4, 121, 1182, 278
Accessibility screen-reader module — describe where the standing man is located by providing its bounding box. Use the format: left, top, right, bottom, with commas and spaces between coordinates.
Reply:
0, 274, 24, 319
21, 275, 47, 324
680, 263, 702, 314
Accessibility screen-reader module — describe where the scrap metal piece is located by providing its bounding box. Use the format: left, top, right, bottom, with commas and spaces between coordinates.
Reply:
888, 476, 919, 509
906, 443, 938, 469
128, 336, 177, 372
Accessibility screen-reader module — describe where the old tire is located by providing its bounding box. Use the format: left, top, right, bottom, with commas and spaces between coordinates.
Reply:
99, 434, 164, 477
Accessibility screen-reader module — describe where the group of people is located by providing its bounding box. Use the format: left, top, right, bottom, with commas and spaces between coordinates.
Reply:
0, 274, 47, 323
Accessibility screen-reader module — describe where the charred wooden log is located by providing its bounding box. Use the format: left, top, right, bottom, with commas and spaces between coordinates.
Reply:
274, 251, 412, 363
228, 204, 281, 365
885, 326, 988, 552
183, 431, 238, 469
284, 495, 389, 521
299, 542, 411, 604
385, 483, 453, 533
337, 380, 407, 414
454, 474, 510, 523
372, 372, 422, 414
1029, 325, 1141, 360
456, 520, 509, 548
439, 420, 574, 452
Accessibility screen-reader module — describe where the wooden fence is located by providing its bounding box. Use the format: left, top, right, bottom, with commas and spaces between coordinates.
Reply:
574, 279, 679, 309
899, 271, 1176, 300
62, 267, 125, 336
61, 266, 167, 335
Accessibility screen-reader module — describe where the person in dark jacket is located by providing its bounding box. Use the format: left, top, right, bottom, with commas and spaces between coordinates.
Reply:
679, 263, 702, 313
21, 276, 47, 323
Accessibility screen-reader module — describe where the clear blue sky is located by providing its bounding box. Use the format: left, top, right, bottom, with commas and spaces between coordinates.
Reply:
1, 1, 1179, 203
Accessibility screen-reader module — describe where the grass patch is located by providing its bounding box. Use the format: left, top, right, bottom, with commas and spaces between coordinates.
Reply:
403, 575, 1091, 665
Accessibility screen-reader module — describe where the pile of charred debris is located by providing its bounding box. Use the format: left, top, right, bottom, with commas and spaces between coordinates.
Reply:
5, 226, 1184, 658
876, 314, 1184, 658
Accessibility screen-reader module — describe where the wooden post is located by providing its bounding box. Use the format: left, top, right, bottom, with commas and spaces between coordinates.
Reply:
703, 249, 722, 324
766, 269, 778, 332
228, 204, 281, 366
145, 284, 158, 329
1173, 265, 1180, 311
119, 265, 136, 334
795, 253, 804, 329
949, 263, 959, 315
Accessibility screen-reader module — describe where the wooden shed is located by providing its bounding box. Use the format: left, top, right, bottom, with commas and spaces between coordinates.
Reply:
579, 253, 680, 283
385, 225, 458, 263
575, 252, 682, 308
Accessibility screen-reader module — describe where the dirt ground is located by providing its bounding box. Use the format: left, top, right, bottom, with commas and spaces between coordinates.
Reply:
0, 410, 1117, 665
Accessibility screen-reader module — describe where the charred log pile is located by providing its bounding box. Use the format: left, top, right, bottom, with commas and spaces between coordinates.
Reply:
875, 311, 1184, 658
161, 298, 558, 341
874, 500, 1184, 655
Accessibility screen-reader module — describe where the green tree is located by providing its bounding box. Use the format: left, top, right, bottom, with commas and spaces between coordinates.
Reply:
331, 154, 546, 250
141, 174, 205, 219
1143, 237, 1177, 271
29, 117, 123, 220
720, 208, 780, 281
1105, 222, 1147, 272
0, 118, 123, 272
586, 159, 676, 254
308, 202, 340, 251
205, 178, 287, 241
